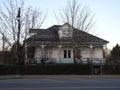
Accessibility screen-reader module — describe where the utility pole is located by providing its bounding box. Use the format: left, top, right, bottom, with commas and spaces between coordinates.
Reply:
2, 33, 5, 64
2, 33, 5, 52
17, 8, 21, 47
16, 7, 21, 75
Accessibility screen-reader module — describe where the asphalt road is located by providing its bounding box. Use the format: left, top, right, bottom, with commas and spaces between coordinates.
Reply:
0, 75, 120, 90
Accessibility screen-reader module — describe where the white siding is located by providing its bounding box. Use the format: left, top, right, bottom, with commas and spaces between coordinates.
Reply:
34, 47, 42, 59
33, 46, 103, 64
52, 47, 59, 58
51, 47, 73, 59
34, 47, 42, 63
94, 47, 103, 58
80, 47, 103, 58
81, 47, 90, 58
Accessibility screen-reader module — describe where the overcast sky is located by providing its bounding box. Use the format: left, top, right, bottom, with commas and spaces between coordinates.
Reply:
1, 0, 120, 49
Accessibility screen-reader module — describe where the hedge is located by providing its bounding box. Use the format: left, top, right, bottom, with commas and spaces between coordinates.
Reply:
103, 65, 120, 74
0, 64, 91, 75
0, 64, 120, 75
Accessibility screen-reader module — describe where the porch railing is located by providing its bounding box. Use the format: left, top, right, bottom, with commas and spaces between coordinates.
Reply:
27, 57, 105, 65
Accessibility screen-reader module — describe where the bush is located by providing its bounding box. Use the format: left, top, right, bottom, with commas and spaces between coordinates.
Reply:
1, 64, 120, 75
0, 65, 16, 75
103, 64, 120, 74
0, 64, 91, 75
20, 64, 92, 75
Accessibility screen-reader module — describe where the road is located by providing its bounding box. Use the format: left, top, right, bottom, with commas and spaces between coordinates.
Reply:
0, 75, 120, 90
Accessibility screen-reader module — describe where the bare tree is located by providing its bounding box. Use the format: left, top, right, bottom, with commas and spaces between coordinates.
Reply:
56, 0, 95, 32
0, 0, 47, 50
55, 0, 95, 64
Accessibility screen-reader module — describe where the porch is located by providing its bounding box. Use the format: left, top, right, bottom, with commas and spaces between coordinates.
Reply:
24, 43, 106, 65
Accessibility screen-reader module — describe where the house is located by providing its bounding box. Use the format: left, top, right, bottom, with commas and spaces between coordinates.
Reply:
24, 23, 109, 64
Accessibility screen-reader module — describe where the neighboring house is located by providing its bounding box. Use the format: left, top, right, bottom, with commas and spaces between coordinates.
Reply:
24, 23, 109, 64
0, 51, 4, 64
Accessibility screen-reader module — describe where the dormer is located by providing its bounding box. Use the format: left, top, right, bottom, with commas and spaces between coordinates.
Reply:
58, 23, 73, 38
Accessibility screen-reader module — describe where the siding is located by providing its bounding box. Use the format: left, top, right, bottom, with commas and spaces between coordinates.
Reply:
52, 47, 59, 58
33, 46, 103, 63
81, 47, 90, 58
94, 47, 103, 58
34, 47, 42, 59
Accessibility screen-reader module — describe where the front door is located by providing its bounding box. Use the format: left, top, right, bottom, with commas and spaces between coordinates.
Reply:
63, 49, 73, 63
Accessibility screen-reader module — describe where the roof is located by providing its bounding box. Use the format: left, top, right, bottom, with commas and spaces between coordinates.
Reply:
25, 24, 109, 46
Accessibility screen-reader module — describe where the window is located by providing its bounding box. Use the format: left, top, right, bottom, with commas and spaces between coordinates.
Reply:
64, 50, 67, 58
64, 50, 71, 58
58, 24, 72, 38
63, 29, 69, 36
68, 50, 71, 58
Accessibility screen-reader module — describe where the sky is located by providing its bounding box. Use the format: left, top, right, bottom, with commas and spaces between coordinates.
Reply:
1, 0, 120, 49
24, 0, 120, 49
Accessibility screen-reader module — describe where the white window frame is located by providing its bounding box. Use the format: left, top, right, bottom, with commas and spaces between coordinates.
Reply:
63, 50, 71, 59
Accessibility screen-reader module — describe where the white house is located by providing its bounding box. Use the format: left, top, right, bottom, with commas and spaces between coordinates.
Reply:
24, 23, 109, 64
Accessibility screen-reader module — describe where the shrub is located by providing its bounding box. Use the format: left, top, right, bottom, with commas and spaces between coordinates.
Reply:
0, 64, 91, 75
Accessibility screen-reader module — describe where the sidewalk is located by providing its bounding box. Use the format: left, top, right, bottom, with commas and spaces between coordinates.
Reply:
0, 75, 120, 80
0, 75, 22, 80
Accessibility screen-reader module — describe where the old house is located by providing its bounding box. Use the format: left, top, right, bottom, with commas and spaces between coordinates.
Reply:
24, 23, 109, 64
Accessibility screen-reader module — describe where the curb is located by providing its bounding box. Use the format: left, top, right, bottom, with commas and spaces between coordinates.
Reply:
0, 75, 120, 80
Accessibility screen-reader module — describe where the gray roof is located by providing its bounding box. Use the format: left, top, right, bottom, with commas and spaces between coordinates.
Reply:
25, 25, 109, 46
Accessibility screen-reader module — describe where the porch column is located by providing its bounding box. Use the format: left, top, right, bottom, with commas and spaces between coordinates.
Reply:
89, 44, 94, 75
103, 44, 107, 58
24, 44, 28, 64
41, 43, 45, 64
89, 44, 94, 60
58, 45, 62, 63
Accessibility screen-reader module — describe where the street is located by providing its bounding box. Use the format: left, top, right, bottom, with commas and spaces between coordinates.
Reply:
0, 75, 120, 90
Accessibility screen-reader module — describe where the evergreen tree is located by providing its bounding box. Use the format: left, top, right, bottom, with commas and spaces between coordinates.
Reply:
111, 44, 120, 57
107, 44, 120, 66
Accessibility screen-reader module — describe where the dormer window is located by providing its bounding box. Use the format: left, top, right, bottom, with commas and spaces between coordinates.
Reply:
58, 23, 73, 38
62, 25, 69, 36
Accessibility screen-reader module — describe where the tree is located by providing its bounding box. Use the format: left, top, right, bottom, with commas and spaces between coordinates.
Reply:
10, 42, 24, 64
56, 0, 95, 32
0, 0, 47, 65
0, 0, 47, 50
105, 44, 120, 74
107, 44, 120, 66
55, 0, 95, 63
